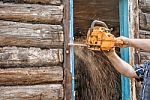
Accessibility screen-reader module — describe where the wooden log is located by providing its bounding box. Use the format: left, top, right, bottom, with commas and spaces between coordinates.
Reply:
0, 47, 63, 67
139, 30, 150, 39
139, 0, 150, 13
0, 0, 61, 5
0, 84, 63, 100
0, 21, 63, 48
139, 13, 150, 31
140, 51, 150, 64
0, 2, 63, 24
0, 66, 63, 85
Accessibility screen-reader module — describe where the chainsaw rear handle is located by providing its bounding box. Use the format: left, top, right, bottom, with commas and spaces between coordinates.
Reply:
89, 20, 110, 35
90, 20, 108, 29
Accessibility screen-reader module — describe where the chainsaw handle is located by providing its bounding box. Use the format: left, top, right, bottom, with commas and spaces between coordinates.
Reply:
90, 20, 108, 29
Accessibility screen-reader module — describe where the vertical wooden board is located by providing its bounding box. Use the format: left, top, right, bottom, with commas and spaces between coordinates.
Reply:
0, 66, 63, 85
0, 84, 63, 100
129, 0, 139, 99
0, 47, 63, 67
0, 2, 63, 24
63, 0, 72, 99
129, 0, 139, 38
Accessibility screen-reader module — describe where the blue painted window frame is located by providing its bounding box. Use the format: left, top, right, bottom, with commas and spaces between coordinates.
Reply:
69, 0, 75, 100
119, 0, 131, 100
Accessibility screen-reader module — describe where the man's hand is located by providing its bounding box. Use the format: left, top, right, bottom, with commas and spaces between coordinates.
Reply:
117, 36, 131, 48
103, 48, 116, 58
104, 36, 131, 57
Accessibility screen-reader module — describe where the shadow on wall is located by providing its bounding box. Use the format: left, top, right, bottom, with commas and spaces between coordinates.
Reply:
75, 46, 121, 100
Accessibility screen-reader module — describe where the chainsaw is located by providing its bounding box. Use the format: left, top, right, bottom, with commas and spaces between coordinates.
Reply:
69, 20, 125, 51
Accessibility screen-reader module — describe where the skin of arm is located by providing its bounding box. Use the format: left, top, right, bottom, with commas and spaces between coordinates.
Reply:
119, 37, 150, 52
105, 50, 138, 78
104, 37, 150, 78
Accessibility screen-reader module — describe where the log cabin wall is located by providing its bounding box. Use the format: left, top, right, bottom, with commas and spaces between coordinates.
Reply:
139, 0, 150, 64
0, 0, 65, 100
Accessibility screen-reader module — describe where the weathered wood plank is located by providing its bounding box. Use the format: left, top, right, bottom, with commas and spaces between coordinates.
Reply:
74, 0, 119, 21
74, 0, 120, 37
0, 66, 63, 85
0, 36, 63, 48
140, 51, 150, 64
0, 84, 63, 100
139, 30, 150, 39
0, 21, 63, 48
0, 20, 63, 39
139, 0, 150, 13
0, 2, 63, 24
139, 13, 150, 31
0, 0, 61, 5
63, 0, 72, 99
0, 47, 63, 67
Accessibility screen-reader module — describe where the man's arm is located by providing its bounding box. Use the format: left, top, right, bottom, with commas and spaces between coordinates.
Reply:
120, 37, 150, 52
104, 37, 149, 78
105, 50, 138, 78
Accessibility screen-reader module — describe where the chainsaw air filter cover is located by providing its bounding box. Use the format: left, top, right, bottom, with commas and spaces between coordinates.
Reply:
86, 26, 116, 51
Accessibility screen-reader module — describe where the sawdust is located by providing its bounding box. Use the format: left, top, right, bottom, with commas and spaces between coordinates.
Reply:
75, 46, 121, 100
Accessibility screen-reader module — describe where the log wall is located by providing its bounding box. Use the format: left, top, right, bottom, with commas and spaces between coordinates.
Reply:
0, 84, 63, 100
0, 3, 63, 24
0, 0, 64, 99
139, 0, 150, 64
0, 21, 63, 48
0, 66, 63, 85
0, 0, 61, 5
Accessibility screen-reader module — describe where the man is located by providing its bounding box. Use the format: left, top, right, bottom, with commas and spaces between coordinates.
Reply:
104, 37, 150, 100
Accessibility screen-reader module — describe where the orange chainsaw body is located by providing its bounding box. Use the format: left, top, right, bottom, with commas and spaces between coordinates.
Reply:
86, 20, 124, 51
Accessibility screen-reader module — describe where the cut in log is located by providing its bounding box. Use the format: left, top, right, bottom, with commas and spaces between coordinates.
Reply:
0, 84, 63, 100
0, 0, 61, 5
139, 13, 150, 31
0, 47, 63, 67
139, 30, 150, 39
0, 21, 63, 48
0, 2, 63, 24
0, 66, 63, 85
139, 0, 150, 13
